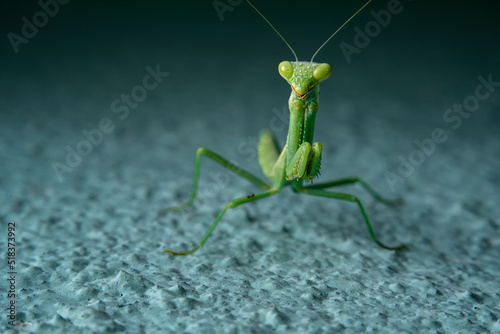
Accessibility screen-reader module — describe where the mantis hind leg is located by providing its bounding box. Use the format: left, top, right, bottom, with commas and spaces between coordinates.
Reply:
164, 188, 279, 256
300, 188, 406, 251
305, 177, 403, 206
163, 147, 271, 213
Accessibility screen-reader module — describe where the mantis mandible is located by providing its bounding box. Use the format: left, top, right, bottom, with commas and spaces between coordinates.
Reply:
163, 0, 406, 256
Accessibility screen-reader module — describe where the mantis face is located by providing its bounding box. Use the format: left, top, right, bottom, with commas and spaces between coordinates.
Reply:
278, 61, 332, 100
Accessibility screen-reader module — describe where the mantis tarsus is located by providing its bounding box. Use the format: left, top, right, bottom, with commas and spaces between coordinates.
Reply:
163, 0, 407, 256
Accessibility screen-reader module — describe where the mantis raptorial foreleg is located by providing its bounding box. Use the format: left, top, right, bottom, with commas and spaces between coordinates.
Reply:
285, 141, 323, 181
299, 188, 406, 251
163, 147, 271, 213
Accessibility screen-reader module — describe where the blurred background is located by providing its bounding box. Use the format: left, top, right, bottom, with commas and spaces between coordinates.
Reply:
1, 0, 499, 193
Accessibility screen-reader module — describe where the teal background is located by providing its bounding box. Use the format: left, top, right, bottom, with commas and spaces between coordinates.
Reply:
1, 1, 500, 333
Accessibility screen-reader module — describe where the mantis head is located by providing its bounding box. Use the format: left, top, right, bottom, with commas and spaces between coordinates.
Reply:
246, 0, 373, 99
278, 61, 332, 100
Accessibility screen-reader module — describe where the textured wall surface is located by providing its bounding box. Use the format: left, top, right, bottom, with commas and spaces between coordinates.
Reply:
1, 1, 499, 333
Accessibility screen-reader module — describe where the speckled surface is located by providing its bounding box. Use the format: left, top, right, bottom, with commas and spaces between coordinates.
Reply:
1, 1, 500, 333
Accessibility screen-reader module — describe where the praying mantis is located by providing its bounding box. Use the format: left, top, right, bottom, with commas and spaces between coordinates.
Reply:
163, 0, 406, 256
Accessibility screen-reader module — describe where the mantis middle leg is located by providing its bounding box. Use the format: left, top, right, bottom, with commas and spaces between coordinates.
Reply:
299, 187, 406, 250
305, 177, 403, 206
164, 188, 279, 255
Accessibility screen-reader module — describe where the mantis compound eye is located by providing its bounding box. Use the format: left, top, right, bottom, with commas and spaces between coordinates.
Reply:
278, 61, 294, 80
313, 63, 332, 83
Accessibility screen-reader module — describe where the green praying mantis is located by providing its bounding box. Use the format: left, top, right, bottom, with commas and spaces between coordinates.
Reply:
163, 0, 406, 256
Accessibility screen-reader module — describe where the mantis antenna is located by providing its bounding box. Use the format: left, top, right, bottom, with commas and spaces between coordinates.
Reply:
246, 0, 298, 63
310, 0, 373, 63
